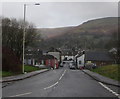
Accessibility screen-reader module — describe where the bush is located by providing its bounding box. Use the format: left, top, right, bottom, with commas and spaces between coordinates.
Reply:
2, 47, 22, 73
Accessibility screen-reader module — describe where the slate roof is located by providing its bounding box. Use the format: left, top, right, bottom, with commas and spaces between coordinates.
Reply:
37, 54, 57, 60
25, 53, 57, 60
85, 51, 114, 62
25, 48, 43, 59
47, 48, 61, 53
61, 50, 78, 56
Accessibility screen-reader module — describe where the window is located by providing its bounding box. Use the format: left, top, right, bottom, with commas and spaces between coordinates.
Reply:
79, 61, 81, 64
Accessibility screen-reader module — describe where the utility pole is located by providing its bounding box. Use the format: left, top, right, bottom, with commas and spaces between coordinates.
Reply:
22, 3, 40, 73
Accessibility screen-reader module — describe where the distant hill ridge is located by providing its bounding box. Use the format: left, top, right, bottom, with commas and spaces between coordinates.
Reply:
37, 17, 118, 39
37, 26, 75, 39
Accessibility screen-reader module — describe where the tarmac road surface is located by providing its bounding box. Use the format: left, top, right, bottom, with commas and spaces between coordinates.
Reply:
2, 65, 119, 98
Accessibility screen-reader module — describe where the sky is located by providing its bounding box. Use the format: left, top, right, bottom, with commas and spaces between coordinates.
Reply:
1, 1, 118, 28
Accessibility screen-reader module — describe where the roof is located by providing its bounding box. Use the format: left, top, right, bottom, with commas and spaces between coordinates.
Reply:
47, 48, 61, 53
25, 53, 57, 60
25, 50, 43, 59
109, 48, 117, 54
39, 55, 57, 60
109, 48, 117, 52
85, 51, 114, 62
76, 50, 85, 58
61, 50, 78, 56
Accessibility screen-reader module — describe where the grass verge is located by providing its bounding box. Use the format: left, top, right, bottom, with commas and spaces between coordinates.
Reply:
0, 71, 19, 77
24, 65, 43, 72
91, 64, 120, 82
1, 65, 44, 77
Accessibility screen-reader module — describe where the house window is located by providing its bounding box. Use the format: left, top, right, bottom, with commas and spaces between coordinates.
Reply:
79, 61, 81, 64
41, 60, 44, 65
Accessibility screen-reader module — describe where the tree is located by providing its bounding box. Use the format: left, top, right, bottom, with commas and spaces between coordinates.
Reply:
2, 17, 39, 72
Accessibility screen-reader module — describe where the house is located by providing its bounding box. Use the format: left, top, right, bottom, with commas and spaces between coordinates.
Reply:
24, 48, 42, 66
75, 50, 114, 69
25, 51, 59, 69
109, 48, 117, 54
75, 50, 85, 69
47, 48, 61, 64
84, 51, 114, 66
61, 49, 78, 61
38, 54, 59, 69
24, 47, 59, 69
109, 48, 118, 64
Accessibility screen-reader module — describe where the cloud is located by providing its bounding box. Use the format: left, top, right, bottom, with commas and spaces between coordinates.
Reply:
2, 2, 118, 28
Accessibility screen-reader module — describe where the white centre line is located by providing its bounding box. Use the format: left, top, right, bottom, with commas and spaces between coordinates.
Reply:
44, 70, 66, 90
63, 70, 66, 75
59, 76, 63, 80
98, 82, 120, 98
44, 81, 58, 90
9, 92, 32, 97
59, 70, 66, 81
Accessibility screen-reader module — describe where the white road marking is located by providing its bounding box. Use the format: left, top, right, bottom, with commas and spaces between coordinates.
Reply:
63, 70, 66, 75
9, 92, 32, 97
44, 70, 66, 90
98, 82, 120, 98
59, 70, 66, 81
44, 81, 58, 90
59, 76, 62, 80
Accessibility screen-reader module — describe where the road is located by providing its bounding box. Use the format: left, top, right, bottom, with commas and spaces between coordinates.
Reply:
2, 65, 119, 98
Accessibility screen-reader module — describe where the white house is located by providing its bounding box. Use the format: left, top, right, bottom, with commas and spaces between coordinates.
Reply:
76, 54, 85, 69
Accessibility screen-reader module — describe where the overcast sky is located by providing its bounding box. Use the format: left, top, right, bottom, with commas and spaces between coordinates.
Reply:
2, 2, 118, 28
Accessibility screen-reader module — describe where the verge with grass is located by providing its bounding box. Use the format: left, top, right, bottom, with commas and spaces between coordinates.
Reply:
1, 65, 44, 77
0, 71, 20, 77
24, 65, 43, 72
91, 64, 120, 82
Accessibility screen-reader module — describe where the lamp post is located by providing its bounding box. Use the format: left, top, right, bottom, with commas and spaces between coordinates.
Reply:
23, 3, 40, 73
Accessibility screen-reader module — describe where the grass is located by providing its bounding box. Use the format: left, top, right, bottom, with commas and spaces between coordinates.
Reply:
0, 71, 19, 77
91, 64, 120, 82
0, 65, 44, 77
24, 65, 42, 72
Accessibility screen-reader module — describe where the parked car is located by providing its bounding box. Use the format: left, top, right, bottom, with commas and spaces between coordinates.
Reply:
85, 63, 97, 70
69, 62, 76, 69
60, 61, 66, 67
60, 62, 63, 67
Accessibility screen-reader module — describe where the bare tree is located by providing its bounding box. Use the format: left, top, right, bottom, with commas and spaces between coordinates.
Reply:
2, 17, 40, 72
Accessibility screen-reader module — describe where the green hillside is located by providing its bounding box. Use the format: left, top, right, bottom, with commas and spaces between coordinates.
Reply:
72, 17, 118, 35
37, 17, 118, 50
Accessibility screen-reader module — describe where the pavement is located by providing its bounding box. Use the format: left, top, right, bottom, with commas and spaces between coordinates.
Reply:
2, 66, 120, 97
83, 69, 120, 87
1, 69, 49, 83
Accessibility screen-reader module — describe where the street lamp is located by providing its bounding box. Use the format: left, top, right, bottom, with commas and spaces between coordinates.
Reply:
23, 3, 40, 73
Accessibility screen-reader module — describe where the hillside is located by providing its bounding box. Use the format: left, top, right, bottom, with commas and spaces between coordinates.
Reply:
36, 17, 118, 50
37, 26, 75, 39
72, 17, 118, 35
37, 17, 118, 39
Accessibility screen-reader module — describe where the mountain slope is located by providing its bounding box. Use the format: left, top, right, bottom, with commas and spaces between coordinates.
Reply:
37, 26, 75, 39
37, 17, 118, 39
37, 17, 118, 50
72, 17, 118, 35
